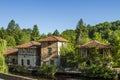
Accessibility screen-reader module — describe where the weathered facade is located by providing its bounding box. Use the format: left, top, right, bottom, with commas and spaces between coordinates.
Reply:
39, 36, 67, 66
77, 40, 112, 57
16, 41, 41, 67
5, 48, 18, 65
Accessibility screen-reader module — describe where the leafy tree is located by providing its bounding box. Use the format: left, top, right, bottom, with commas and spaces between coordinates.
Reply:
60, 43, 77, 67
0, 39, 8, 73
93, 32, 109, 44
31, 25, 40, 41
5, 36, 16, 47
22, 28, 32, 35
40, 33, 47, 40
0, 27, 8, 39
61, 29, 76, 46
53, 29, 60, 36
18, 31, 31, 45
108, 30, 120, 46
47, 32, 53, 36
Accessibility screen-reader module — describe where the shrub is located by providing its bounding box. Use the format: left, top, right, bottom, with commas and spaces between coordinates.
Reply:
38, 63, 57, 77
85, 64, 117, 79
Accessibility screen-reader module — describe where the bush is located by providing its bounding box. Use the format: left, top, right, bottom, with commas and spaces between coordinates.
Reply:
12, 65, 28, 73
85, 64, 117, 79
38, 63, 57, 77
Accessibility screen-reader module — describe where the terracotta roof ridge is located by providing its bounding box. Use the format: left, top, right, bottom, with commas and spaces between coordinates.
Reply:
93, 40, 107, 45
52, 36, 59, 41
31, 41, 34, 45
81, 40, 107, 47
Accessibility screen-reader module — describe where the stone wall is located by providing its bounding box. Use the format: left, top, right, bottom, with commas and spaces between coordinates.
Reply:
41, 41, 58, 60
0, 73, 37, 80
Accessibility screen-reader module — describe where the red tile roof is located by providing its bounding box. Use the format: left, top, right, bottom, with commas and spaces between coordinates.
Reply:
79, 40, 112, 49
16, 41, 41, 48
39, 36, 67, 42
5, 48, 18, 55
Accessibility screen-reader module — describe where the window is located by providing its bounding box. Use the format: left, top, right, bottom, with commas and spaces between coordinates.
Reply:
12, 58, 15, 64
21, 59, 24, 66
48, 48, 52, 55
50, 60, 54, 65
27, 59, 30, 65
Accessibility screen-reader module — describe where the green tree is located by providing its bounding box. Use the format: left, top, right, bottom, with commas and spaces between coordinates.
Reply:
22, 28, 32, 35
12, 24, 21, 45
5, 36, 16, 47
108, 30, 120, 46
31, 25, 40, 41
61, 29, 76, 46
60, 43, 77, 67
93, 32, 109, 44
7, 20, 16, 35
40, 33, 47, 40
47, 32, 53, 36
18, 31, 31, 45
0, 39, 8, 73
0, 27, 8, 39
53, 29, 60, 36
75, 19, 88, 45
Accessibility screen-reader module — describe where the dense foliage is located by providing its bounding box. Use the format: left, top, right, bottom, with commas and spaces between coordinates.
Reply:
38, 63, 57, 77
0, 39, 8, 73
85, 64, 117, 79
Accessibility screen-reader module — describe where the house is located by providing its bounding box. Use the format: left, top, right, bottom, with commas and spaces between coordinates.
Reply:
5, 48, 18, 65
77, 40, 112, 57
16, 41, 41, 67
5, 36, 67, 68
39, 36, 67, 67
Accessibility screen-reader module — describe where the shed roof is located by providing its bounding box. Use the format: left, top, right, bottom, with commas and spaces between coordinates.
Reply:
79, 40, 112, 49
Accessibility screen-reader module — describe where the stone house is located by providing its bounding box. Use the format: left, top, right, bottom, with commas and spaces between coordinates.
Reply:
5, 36, 67, 68
39, 36, 67, 67
16, 41, 41, 67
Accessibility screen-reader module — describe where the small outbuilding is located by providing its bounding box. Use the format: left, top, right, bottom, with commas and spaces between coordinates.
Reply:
77, 40, 112, 57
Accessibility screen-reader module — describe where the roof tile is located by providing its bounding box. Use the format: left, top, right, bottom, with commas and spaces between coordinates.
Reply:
80, 40, 112, 48
39, 36, 67, 42
5, 48, 18, 55
16, 41, 41, 48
